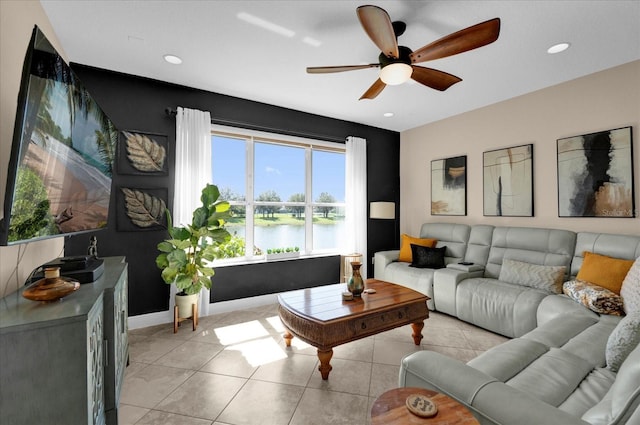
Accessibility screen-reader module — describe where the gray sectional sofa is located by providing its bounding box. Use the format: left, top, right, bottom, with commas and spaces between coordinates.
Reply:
374, 223, 640, 425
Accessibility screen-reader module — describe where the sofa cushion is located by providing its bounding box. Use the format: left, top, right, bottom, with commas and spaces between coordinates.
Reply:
522, 313, 599, 349
621, 257, 640, 315
505, 348, 595, 407
468, 338, 549, 382
562, 280, 624, 316
398, 234, 437, 262
576, 251, 634, 294
499, 259, 566, 294
456, 278, 547, 338
409, 245, 446, 269
606, 311, 640, 372
557, 368, 616, 417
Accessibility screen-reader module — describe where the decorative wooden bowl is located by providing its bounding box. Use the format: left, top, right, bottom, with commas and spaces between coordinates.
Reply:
23, 267, 80, 302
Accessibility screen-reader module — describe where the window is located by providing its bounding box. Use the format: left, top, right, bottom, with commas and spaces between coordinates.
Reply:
212, 126, 346, 261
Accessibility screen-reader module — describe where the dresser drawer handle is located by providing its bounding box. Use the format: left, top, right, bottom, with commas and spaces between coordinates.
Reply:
398, 312, 403, 319
361, 323, 367, 329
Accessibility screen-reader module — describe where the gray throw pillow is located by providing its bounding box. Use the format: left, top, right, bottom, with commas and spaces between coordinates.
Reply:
606, 312, 640, 372
621, 257, 640, 315
499, 258, 566, 294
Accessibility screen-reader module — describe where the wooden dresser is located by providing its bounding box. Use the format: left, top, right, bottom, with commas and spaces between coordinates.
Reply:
0, 256, 129, 425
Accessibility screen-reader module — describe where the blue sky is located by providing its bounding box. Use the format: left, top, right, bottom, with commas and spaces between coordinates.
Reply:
212, 136, 345, 202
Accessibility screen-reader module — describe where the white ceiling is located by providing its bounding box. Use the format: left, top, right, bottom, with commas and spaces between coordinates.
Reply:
40, 1, 640, 133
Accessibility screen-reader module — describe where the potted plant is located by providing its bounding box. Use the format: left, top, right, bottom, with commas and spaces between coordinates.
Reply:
156, 184, 231, 318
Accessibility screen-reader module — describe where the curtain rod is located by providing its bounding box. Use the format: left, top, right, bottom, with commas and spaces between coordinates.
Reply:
165, 107, 346, 144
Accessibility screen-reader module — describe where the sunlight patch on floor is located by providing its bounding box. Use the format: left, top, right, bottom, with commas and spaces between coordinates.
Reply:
266, 315, 285, 332
214, 320, 269, 345
226, 336, 288, 367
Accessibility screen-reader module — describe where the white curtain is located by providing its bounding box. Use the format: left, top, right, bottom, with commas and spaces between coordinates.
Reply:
345, 136, 368, 278
173, 106, 212, 316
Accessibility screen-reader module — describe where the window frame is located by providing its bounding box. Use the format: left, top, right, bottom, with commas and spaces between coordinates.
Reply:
211, 124, 346, 264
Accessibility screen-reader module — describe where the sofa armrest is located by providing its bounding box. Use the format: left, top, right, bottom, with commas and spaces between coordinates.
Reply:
472, 381, 591, 425
400, 351, 590, 425
374, 250, 400, 279
433, 267, 484, 315
447, 263, 485, 272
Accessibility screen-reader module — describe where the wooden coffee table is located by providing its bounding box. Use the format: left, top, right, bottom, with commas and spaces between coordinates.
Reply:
371, 387, 479, 424
278, 279, 429, 379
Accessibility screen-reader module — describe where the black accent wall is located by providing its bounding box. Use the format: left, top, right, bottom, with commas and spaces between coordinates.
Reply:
65, 64, 399, 316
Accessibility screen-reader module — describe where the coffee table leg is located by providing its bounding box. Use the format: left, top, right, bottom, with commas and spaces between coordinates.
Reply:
283, 329, 293, 347
411, 321, 425, 345
317, 348, 333, 380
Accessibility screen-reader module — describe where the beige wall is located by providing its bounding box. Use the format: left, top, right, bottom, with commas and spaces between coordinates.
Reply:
400, 60, 640, 237
0, 1, 65, 297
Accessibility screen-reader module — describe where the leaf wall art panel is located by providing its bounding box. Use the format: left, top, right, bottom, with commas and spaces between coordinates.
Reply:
431, 155, 467, 216
483, 144, 534, 217
117, 130, 168, 175
557, 127, 635, 217
116, 187, 167, 231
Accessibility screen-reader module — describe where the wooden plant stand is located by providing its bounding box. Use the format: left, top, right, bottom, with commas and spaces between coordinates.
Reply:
173, 303, 198, 333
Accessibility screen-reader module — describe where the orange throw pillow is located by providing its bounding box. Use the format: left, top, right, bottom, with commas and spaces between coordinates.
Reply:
399, 234, 438, 263
576, 251, 634, 294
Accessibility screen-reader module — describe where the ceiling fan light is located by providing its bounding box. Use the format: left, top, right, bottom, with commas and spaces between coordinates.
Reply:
380, 63, 412, 85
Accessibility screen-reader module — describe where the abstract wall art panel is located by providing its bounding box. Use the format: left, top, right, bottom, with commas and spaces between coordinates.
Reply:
483, 144, 534, 216
431, 155, 467, 216
557, 126, 635, 217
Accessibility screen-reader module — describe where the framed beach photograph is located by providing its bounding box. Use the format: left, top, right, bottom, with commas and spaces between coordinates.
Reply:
483, 144, 534, 216
117, 130, 168, 175
557, 126, 635, 217
431, 155, 467, 216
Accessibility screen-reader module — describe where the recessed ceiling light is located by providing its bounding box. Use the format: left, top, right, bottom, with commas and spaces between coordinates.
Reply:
547, 42, 570, 54
383, 112, 394, 117
163, 54, 182, 64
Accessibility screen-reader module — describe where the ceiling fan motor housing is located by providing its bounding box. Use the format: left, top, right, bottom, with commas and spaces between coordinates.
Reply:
379, 45, 413, 68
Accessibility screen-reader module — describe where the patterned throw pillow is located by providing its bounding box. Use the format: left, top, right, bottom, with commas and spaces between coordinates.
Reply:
409, 245, 446, 269
498, 259, 566, 294
620, 257, 640, 315
606, 311, 640, 372
563, 280, 624, 316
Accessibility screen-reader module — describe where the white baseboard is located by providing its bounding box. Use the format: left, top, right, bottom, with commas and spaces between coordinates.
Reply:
127, 293, 279, 330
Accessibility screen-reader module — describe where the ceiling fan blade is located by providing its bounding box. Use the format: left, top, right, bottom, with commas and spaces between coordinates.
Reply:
411, 66, 462, 91
307, 64, 379, 74
359, 79, 386, 100
357, 5, 399, 59
410, 18, 500, 64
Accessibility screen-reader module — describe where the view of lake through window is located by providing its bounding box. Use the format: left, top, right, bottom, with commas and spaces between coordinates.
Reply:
212, 130, 345, 260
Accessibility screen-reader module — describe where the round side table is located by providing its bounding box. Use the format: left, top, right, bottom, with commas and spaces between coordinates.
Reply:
371, 387, 480, 424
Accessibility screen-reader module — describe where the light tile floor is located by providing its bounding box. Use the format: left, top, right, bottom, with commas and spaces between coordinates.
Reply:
119, 304, 508, 425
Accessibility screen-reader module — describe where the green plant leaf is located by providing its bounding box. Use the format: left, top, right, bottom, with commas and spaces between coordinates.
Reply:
157, 241, 174, 253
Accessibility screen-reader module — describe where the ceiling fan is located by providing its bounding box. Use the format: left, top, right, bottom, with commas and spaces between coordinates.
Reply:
306, 5, 501, 100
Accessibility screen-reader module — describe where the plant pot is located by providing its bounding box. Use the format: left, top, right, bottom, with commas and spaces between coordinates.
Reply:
266, 252, 300, 261
175, 292, 199, 319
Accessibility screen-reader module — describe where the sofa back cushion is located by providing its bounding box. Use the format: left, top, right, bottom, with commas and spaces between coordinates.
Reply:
464, 224, 494, 266
418, 222, 470, 263
570, 232, 640, 278
485, 227, 576, 279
